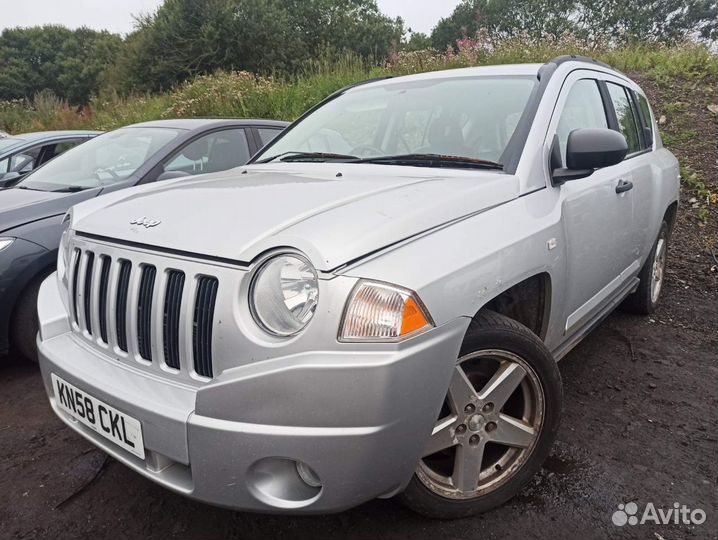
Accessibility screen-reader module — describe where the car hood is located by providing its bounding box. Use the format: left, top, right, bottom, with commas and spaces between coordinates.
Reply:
0, 187, 99, 235
72, 164, 520, 271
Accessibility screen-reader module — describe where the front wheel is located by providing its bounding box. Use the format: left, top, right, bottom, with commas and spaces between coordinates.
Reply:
399, 311, 562, 519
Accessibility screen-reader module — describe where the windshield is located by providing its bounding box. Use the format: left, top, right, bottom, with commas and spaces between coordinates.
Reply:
258, 76, 536, 167
18, 127, 182, 192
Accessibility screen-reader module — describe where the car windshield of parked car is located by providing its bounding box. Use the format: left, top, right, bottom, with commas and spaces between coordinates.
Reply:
17, 127, 181, 192
258, 76, 537, 167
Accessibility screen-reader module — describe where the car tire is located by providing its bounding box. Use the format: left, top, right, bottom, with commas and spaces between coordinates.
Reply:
10, 272, 50, 363
620, 220, 669, 315
399, 310, 562, 519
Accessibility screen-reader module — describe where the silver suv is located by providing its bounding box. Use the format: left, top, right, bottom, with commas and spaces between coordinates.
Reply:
37, 56, 679, 518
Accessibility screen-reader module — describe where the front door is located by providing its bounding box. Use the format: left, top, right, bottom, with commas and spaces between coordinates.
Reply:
549, 73, 637, 335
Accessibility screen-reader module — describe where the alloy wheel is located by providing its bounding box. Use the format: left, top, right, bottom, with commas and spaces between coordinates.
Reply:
417, 349, 545, 499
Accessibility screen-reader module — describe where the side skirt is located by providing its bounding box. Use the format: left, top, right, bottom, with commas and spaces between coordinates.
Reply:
552, 276, 640, 362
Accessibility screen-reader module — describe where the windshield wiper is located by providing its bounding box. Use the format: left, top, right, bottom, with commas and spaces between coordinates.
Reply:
353, 153, 504, 170
256, 151, 359, 163
53, 185, 89, 193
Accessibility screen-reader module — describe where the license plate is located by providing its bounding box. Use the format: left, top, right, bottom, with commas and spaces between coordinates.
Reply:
51, 374, 145, 459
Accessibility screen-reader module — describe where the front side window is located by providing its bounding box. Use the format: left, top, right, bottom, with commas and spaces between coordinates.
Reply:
606, 83, 641, 154
555, 79, 608, 167
17, 127, 181, 192
257, 76, 537, 166
164, 129, 250, 176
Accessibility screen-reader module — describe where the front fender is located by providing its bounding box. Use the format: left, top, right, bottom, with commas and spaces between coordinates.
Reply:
339, 188, 567, 351
0, 236, 54, 352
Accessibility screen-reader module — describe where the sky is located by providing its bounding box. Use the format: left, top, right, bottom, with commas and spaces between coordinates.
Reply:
0, 0, 462, 35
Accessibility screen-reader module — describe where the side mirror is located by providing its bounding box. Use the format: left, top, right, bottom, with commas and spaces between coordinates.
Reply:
552, 128, 628, 184
156, 170, 191, 181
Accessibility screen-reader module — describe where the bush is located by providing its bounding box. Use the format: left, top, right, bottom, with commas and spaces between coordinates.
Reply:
0, 38, 715, 133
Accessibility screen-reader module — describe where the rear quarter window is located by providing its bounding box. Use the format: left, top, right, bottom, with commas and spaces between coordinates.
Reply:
636, 93, 654, 148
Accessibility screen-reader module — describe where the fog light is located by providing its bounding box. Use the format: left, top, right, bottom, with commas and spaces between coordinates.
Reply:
295, 460, 322, 488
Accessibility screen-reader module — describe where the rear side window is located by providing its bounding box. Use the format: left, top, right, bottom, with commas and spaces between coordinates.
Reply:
555, 79, 608, 167
257, 128, 282, 146
635, 93, 654, 148
164, 128, 251, 176
606, 83, 641, 155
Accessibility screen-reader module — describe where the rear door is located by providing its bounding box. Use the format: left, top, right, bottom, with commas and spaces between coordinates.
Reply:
606, 78, 658, 263
548, 71, 637, 336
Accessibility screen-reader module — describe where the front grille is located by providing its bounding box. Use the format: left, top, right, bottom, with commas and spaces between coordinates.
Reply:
70, 246, 219, 379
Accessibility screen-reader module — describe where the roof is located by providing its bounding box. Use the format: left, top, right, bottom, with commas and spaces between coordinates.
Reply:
353, 63, 544, 92
11, 130, 102, 141
127, 118, 289, 131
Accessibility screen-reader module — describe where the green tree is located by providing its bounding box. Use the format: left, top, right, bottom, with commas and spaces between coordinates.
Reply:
431, 0, 717, 49
111, 0, 403, 93
432, 0, 578, 50
402, 31, 432, 51
0, 26, 122, 104
575, 0, 717, 43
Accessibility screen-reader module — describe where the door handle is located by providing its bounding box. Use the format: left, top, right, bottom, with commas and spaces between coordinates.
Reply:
615, 179, 633, 194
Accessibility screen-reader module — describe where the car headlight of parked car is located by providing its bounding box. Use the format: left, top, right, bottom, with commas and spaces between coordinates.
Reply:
250, 254, 319, 336
0, 237, 15, 253
339, 280, 433, 342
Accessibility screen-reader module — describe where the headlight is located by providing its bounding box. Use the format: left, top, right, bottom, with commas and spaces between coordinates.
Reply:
250, 254, 319, 336
339, 280, 433, 342
0, 237, 15, 253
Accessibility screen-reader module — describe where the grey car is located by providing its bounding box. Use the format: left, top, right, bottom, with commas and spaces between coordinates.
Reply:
0, 118, 287, 359
0, 130, 100, 188
36, 57, 679, 518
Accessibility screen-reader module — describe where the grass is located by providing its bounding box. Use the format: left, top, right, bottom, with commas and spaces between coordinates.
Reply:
0, 37, 715, 133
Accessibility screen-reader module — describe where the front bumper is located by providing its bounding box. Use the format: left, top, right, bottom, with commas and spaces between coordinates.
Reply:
37, 274, 469, 513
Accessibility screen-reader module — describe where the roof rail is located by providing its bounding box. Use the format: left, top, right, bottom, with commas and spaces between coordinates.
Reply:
545, 55, 618, 73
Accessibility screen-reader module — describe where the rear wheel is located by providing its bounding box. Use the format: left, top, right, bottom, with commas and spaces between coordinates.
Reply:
621, 220, 668, 315
400, 311, 562, 519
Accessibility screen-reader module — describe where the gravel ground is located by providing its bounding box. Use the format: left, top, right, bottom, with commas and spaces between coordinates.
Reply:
0, 278, 715, 540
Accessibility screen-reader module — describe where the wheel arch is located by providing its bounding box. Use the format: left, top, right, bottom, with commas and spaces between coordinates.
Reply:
470, 272, 552, 341
663, 200, 678, 237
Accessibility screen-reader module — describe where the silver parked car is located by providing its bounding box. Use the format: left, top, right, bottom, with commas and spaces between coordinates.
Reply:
37, 56, 679, 518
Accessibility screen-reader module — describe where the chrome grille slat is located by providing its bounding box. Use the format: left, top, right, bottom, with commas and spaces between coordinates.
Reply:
125, 262, 143, 360
69, 238, 225, 383
70, 248, 81, 326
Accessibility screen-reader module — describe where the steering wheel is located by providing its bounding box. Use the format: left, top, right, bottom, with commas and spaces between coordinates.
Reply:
350, 145, 384, 157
